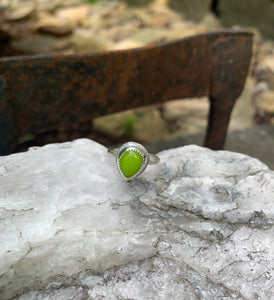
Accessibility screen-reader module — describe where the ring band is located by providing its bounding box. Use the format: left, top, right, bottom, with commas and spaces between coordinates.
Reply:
108, 142, 160, 180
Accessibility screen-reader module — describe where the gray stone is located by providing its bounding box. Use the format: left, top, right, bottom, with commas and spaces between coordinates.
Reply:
6, 3, 35, 21
70, 28, 113, 53
199, 12, 224, 31
11, 36, 61, 54
219, 0, 274, 39
0, 139, 274, 299
122, 0, 153, 7
169, 0, 211, 21
37, 0, 86, 12
255, 91, 274, 114
34, 13, 74, 36
130, 27, 171, 45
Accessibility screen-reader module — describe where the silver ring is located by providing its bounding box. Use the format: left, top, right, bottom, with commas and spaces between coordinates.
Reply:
108, 142, 160, 181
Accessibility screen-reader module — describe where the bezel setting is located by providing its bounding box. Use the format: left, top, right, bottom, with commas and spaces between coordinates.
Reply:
116, 142, 149, 181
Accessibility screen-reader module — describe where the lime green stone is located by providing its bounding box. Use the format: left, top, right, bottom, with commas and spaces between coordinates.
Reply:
119, 150, 143, 178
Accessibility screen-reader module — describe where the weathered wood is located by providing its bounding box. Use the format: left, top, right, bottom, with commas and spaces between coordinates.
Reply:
0, 30, 253, 155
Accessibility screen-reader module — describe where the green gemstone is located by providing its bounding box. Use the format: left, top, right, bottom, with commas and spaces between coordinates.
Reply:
119, 150, 143, 178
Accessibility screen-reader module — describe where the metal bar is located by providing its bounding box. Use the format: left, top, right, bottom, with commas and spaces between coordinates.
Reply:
0, 76, 18, 155
0, 30, 253, 154
204, 33, 253, 149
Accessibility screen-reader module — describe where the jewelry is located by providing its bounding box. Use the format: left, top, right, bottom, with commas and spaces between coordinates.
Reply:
108, 142, 160, 181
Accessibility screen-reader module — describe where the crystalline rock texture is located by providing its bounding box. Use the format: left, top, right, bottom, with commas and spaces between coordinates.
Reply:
0, 139, 273, 299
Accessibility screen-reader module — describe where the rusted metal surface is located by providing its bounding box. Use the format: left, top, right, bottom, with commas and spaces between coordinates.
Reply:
0, 76, 17, 154
205, 33, 253, 149
0, 30, 252, 155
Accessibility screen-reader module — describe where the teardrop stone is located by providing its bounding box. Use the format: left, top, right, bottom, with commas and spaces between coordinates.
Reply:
119, 150, 143, 179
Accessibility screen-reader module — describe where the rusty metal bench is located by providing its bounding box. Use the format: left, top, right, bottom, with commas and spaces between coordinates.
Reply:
0, 30, 252, 155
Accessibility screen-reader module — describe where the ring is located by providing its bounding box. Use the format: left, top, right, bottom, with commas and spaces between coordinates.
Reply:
108, 142, 160, 181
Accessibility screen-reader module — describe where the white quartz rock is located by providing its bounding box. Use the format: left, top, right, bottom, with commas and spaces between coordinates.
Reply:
0, 139, 273, 299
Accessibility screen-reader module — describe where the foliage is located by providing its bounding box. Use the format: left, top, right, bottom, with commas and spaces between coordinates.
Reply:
86, 0, 100, 3
18, 134, 34, 144
122, 114, 137, 138
122, 112, 147, 138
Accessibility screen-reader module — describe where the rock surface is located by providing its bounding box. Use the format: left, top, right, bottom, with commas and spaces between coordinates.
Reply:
0, 139, 274, 299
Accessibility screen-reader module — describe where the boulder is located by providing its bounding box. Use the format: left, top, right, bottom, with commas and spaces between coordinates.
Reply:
0, 139, 274, 299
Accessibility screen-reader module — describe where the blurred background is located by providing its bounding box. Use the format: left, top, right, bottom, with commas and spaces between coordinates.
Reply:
0, 0, 273, 167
